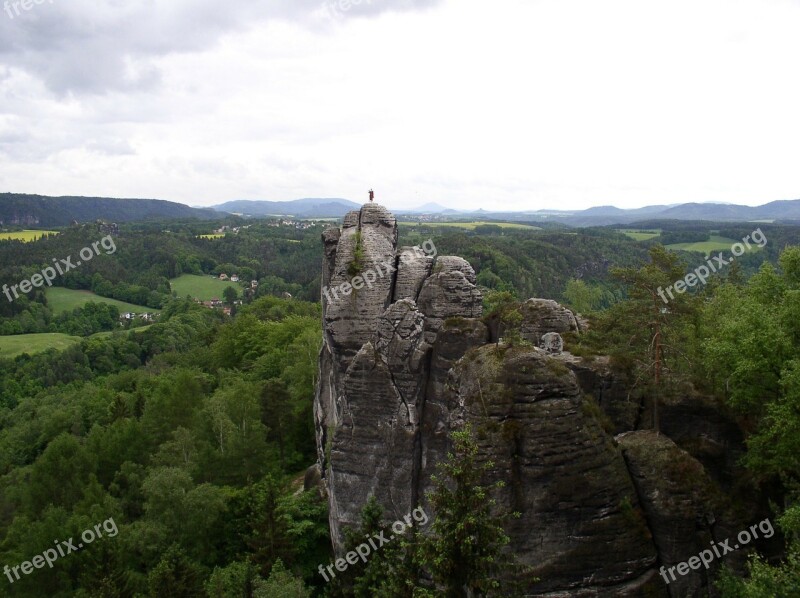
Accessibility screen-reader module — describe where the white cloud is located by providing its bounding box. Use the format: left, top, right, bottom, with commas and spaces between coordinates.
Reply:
1, 0, 799, 211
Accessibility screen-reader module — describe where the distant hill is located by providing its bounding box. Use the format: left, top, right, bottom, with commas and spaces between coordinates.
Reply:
559, 200, 800, 225
212, 198, 361, 218
0, 193, 219, 227
5, 192, 798, 228
409, 199, 800, 226
579, 205, 627, 216
396, 202, 455, 214
652, 200, 800, 222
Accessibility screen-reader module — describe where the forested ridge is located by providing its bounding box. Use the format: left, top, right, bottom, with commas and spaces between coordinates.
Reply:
3, 218, 794, 332
0, 194, 218, 227
0, 219, 327, 335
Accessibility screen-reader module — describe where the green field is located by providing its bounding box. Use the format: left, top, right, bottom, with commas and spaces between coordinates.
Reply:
0, 333, 81, 358
665, 235, 743, 255
198, 234, 225, 239
399, 221, 540, 230
0, 230, 59, 242
618, 229, 661, 241
170, 274, 241, 301
45, 288, 160, 315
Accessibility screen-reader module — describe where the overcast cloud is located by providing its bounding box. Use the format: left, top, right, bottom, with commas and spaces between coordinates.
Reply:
1, 0, 798, 211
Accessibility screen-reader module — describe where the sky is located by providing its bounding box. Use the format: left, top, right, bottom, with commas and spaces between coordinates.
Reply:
1, 0, 799, 212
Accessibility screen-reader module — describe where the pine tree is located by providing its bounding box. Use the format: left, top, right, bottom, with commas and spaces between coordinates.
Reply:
146, 544, 204, 597
594, 245, 697, 431
254, 558, 311, 598
416, 423, 516, 597
327, 495, 396, 597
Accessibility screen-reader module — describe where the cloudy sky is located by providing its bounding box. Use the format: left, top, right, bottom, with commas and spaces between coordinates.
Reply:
1, 0, 799, 212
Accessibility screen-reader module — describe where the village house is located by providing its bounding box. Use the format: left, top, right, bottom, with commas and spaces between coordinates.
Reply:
118, 312, 156, 325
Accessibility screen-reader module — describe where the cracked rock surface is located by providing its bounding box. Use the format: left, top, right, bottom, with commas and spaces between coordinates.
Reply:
315, 205, 476, 547
314, 204, 746, 596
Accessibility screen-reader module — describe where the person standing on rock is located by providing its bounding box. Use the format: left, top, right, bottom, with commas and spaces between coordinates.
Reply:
368, 189, 374, 202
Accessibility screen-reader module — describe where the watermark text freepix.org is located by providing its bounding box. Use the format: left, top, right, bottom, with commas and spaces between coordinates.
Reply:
322, 239, 436, 305
318, 505, 429, 583
659, 517, 774, 585
3, 235, 116, 303
657, 228, 766, 304
325, 0, 372, 18
4, 0, 54, 20
4, 517, 118, 584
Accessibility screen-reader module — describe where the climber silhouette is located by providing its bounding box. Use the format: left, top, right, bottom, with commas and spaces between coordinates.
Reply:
368, 189, 374, 202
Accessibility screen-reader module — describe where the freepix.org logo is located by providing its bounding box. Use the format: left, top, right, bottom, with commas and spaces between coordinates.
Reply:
324, 0, 373, 18
4, 0, 54, 20
2, 235, 117, 303
657, 228, 767, 304
322, 239, 436, 305
317, 506, 429, 583
659, 518, 774, 585
4, 517, 118, 585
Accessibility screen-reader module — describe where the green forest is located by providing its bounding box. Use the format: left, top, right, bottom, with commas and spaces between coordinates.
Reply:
0, 295, 328, 596
1, 218, 799, 595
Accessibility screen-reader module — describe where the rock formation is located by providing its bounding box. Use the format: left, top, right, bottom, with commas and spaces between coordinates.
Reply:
519, 297, 581, 342
540, 331, 564, 353
314, 204, 750, 596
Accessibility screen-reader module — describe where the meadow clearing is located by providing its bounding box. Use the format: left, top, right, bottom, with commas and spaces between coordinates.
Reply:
45, 287, 160, 315
170, 274, 242, 301
0, 230, 58, 242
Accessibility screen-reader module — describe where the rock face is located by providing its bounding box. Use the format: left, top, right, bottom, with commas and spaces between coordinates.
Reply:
557, 353, 642, 433
314, 204, 746, 596
315, 204, 482, 549
540, 331, 564, 354
445, 345, 663, 595
519, 298, 580, 342
617, 431, 743, 598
